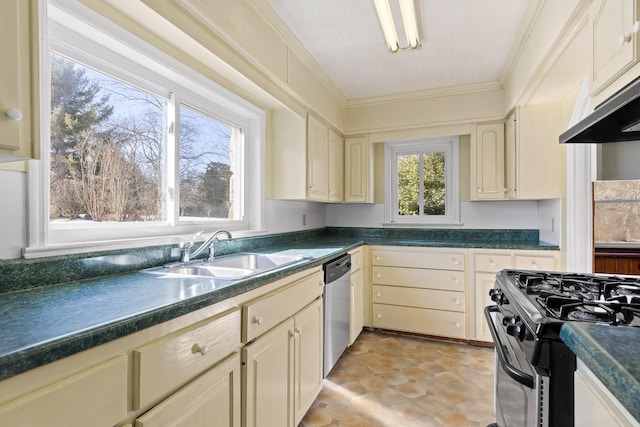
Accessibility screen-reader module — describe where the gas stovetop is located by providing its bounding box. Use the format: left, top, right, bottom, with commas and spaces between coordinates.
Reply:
501, 270, 640, 327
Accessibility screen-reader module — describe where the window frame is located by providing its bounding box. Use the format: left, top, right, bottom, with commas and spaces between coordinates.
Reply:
26, 0, 265, 257
384, 136, 460, 226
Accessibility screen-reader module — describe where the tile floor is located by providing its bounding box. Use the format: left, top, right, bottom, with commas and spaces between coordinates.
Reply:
300, 330, 496, 427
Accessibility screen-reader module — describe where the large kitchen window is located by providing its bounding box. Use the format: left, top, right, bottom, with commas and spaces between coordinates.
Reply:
28, 0, 264, 254
384, 136, 460, 225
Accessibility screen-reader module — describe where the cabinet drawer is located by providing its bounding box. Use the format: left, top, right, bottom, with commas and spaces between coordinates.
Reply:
515, 255, 557, 271
349, 248, 363, 272
372, 304, 465, 339
243, 271, 323, 343
474, 253, 513, 272
0, 356, 127, 427
133, 309, 241, 410
135, 353, 240, 427
373, 285, 464, 312
372, 266, 464, 291
372, 248, 465, 271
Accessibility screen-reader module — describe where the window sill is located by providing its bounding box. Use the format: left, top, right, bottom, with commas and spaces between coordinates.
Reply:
382, 222, 464, 228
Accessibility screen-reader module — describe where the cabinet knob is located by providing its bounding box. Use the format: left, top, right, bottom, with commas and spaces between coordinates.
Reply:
376, 292, 382, 297
619, 33, 632, 45
453, 258, 460, 265
477, 188, 482, 193
531, 261, 538, 269
360, 192, 365, 196
375, 256, 380, 261
453, 322, 461, 328
253, 316, 263, 326
192, 343, 209, 356
376, 313, 382, 319
489, 259, 496, 266
453, 298, 460, 305
452, 278, 460, 285
4, 107, 22, 121
351, 282, 355, 287
376, 273, 381, 278
634, 21, 640, 33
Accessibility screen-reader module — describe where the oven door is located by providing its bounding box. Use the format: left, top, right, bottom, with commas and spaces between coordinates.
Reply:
485, 306, 540, 427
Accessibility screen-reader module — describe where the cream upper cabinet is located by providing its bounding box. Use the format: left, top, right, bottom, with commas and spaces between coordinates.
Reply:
307, 114, 330, 201
0, 0, 39, 162
328, 128, 344, 202
471, 122, 506, 200
270, 109, 343, 202
505, 104, 566, 200
591, 0, 640, 96
344, 135, 373, 203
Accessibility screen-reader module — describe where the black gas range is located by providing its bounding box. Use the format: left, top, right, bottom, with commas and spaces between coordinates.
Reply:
485, 269, 640, 427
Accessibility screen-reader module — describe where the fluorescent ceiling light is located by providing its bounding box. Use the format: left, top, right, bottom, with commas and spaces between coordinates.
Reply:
374, 0, 420, 53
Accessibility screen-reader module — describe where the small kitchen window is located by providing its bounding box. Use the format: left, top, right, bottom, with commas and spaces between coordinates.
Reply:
384, 136, 460, 225
27, 0, 264, 255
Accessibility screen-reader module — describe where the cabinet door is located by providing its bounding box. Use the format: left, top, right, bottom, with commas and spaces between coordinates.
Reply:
344, 135, 370, 203
293, 299, 323, 425
243, 318, 295, 427
135, 354, 241, 427
475, 273, 497, 342
0, 0, 39, 161
350, 268, 364, 345
328, 129, 344, 202
0, 356, 127, 427
591, 0, 639, 94
473, 123, 505, 200
307, 114, 329, 200
505, 111, 517, 199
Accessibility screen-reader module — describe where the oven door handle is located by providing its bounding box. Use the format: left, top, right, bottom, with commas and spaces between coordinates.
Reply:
484, 305, 535, 389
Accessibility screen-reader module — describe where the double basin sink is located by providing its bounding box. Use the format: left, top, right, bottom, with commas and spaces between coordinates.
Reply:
144, 252, 309, 280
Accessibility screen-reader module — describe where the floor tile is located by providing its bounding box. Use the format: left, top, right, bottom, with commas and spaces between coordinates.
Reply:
299, 330, 496, 427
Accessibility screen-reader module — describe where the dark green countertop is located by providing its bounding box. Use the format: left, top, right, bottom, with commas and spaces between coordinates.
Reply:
560, 323, 640, 422
0, 227, 558, 381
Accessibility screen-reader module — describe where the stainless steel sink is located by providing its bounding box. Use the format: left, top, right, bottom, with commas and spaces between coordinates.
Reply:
144, 252, 308, 279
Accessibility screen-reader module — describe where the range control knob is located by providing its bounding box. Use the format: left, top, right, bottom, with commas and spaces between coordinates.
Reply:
506, 319, 529, 342
489, 289, 509, 305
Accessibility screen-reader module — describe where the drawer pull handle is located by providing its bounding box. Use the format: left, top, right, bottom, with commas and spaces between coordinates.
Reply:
192, 344, 209, 356
253, 317, 263, 326
295, 327, 302, 335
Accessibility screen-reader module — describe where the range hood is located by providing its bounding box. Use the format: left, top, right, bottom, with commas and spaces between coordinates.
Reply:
560, 75, 640, 143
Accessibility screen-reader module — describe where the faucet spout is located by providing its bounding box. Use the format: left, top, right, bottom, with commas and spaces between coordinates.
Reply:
185, 230, 233, 262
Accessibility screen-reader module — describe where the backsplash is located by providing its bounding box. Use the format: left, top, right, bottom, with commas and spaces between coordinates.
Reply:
0, 227, 542, 294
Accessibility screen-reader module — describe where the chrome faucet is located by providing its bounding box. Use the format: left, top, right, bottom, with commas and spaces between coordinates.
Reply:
179, 230, 232, 262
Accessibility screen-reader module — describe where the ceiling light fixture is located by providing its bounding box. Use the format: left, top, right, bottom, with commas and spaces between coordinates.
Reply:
373, 0, 420, 53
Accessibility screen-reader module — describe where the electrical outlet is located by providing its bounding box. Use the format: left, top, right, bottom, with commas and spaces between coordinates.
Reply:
302, 214, 306, 226
551, 217, 555, 232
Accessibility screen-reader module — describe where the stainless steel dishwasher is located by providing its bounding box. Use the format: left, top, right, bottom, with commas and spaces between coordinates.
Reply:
323, 253, 351, 377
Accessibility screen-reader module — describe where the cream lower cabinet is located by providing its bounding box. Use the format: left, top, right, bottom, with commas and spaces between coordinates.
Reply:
574, 359, 639, 427
469, 249, 560, 342
134, 354, 240, 427
0, 356, 127, 427
349, 247, 364, 344
242, 270, 324, 427
371, 246, 466, 339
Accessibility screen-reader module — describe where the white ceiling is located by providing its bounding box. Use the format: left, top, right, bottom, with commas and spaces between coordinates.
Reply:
267, 0, 532, 100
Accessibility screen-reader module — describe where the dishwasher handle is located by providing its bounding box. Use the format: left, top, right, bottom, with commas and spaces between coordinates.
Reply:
324, 254, 351, 283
